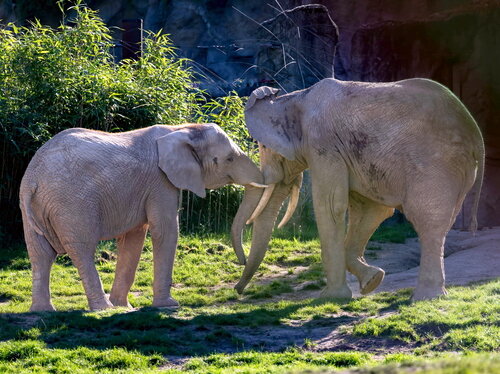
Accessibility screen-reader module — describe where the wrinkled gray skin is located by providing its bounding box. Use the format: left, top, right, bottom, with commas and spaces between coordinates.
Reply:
232, 78, 484, 301
20, 123, 264, 311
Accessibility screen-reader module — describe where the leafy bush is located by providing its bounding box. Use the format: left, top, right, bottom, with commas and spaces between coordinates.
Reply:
0, 1, 251, 240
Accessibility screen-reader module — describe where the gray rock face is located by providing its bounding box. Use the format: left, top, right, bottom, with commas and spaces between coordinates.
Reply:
254, 4, 337, 93
142, 2, 338, 96
2, 0, 499, 228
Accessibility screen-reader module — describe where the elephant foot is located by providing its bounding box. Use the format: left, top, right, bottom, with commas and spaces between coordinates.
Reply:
89, 298, 114, 311
109, 296, 132, 309
30, 302, 56, 312
234, 281, 247, 295
320, 284, 352, 299
152, 296, 179, 309
359, 266, 385, 295
412, 285, 447, 301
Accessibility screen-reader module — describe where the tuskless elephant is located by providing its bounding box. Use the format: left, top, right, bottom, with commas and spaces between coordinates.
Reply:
231, 78, 484, 301
20, 123, 266, 311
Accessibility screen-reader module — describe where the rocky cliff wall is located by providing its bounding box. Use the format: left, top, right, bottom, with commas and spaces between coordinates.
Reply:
320, 0, 500, 228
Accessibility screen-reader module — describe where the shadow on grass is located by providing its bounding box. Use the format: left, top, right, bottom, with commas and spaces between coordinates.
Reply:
0, 244, 30, 271
0, 288, 412, 358
0, 230, 417, 359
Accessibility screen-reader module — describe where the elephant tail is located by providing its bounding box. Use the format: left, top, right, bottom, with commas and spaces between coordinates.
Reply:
469, 134, 485, 233
20, 182, 45, 237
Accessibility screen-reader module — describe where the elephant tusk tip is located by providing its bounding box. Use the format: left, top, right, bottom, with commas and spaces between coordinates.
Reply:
276, 182, 299, 229
249, 182, 268, 188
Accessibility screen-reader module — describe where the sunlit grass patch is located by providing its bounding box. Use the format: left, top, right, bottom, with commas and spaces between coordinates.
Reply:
345, 352, 500, 374
353, 280, 500, 351
0, 340, 163, 373
180, 349, 372, 374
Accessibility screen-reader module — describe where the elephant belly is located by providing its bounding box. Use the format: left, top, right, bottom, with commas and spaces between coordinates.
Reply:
99, 210, 148, 241
352, 188, 401, 208
349, 171, 402, 208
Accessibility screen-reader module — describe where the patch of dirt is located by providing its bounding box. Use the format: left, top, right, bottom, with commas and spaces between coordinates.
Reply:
367, 227, 500, 294
315, 334, 415, 356
252, 264, 310, 284
160, 357, 190, 370
157, 310, 413, 371
231, 227, 500, 303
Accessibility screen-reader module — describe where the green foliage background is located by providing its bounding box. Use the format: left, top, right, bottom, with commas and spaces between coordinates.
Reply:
0, 1, 255, 241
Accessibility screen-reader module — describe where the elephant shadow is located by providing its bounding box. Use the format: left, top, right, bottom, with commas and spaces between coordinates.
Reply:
0, 287, 412, 360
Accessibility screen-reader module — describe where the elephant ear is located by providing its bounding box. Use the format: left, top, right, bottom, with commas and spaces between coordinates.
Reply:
157, 130, 206, 198
245, 86, 299, 161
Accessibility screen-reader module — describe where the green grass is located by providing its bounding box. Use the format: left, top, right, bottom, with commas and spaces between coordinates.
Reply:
180, 349, 372, 374
0, 340, 162, 373
0, 227, 498, 373
370, 222, 417, 243
337, 353, 500, 374
353, 281, 500, 351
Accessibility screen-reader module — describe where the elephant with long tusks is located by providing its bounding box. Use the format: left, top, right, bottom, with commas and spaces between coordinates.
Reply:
231, 78, 484, 301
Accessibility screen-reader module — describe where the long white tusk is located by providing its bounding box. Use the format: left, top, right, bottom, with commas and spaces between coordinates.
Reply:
249, 182, 269, 188
277, 183, 300, 229
246, 184, 276, 225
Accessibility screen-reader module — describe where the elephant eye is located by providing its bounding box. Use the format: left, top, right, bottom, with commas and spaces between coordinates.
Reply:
227, 156, 234, 162
213, 157, 218, 165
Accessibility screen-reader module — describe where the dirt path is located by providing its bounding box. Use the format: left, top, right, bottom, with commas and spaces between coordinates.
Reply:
226, 227, 500, 355
348, 226, 500, 295
176, 227, 500, 358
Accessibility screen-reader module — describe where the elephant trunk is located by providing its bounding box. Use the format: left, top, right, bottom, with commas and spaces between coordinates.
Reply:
234, 183, 291, 294
231, 185, 265, 265
230, 154, 267, 265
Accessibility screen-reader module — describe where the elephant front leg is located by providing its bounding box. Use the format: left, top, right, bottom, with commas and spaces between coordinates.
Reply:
110, 224, 148, 308
149, 214, 180, 308
311, 165, 352, 299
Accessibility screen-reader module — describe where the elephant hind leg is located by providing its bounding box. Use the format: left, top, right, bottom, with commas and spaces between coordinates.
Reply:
26, 230, 57, 312
404, 180, 464, 301
345, 193, 394, 295
110, 224, 148, 307
64, 242, 113, 311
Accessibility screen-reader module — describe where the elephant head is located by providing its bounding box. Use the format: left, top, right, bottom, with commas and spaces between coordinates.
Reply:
157, 123, 267, 265
231, 88, 307, 292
